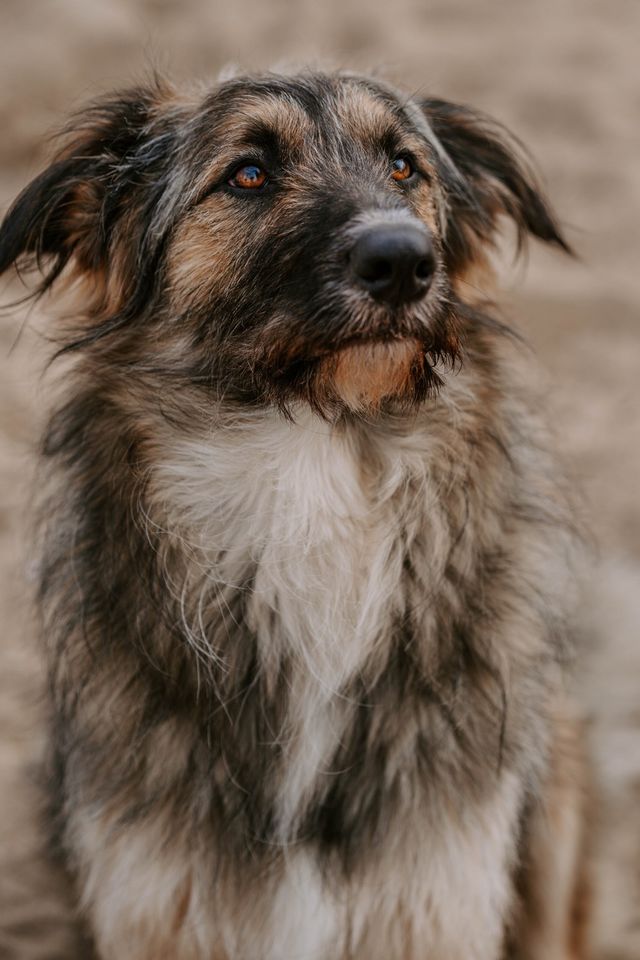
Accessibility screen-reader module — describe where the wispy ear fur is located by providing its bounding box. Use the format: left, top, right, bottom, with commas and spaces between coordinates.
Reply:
0, 79, 185, 343
421, 98, 572, 271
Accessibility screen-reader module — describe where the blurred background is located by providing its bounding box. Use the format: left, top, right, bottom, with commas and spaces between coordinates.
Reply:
0, 0, 638, 956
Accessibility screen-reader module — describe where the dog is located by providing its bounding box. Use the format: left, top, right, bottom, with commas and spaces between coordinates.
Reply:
0, 70, 588, 959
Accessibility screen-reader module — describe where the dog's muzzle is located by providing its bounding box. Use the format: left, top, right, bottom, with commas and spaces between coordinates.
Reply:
349, 223, 435, 306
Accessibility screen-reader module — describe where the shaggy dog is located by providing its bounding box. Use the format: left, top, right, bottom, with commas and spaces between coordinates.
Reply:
0, 71, 587, 959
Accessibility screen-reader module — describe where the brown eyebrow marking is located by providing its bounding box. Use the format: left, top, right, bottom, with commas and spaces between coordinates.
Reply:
190, 94, 313, 202
334, 84, 406, 148
218, 95, 311, 154
332, 83, 436, 180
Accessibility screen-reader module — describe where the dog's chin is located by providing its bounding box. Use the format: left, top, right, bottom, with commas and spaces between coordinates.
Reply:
253, 306, 461, 418
313, 338, 430, 415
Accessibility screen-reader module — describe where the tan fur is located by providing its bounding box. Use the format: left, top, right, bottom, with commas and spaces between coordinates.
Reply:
318, 339, 423, 411
336, 82, 410, 149
452, 249, 499, 304
169, 205, 242, 306
221, 93, 311, 150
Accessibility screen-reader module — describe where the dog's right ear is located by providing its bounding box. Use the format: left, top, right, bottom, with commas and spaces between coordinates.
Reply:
0, 81, 182, 306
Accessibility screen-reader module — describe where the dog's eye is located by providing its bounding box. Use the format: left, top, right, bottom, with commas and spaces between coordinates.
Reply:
228, 164, 268, 190
391, 157, 413, 182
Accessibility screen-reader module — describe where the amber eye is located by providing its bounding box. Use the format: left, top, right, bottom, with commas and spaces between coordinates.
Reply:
391, 157, 413, 182
228, 164, 268, 190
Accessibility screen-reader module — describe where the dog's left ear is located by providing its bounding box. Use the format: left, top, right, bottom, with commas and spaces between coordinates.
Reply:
419, 98, 572, 272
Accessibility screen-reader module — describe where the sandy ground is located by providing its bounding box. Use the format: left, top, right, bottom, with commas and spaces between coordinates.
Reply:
0, 0, 639, 956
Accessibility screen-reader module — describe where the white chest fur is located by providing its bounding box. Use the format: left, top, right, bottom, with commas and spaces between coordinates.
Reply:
141, 406, 525, 959
154, 412, 429, 814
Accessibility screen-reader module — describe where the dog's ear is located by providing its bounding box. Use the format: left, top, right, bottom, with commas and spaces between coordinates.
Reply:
419, 98, 572, 272
0, 80, 182, 311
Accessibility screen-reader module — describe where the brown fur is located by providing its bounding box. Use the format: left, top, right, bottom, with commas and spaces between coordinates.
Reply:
317, 340, 424, 411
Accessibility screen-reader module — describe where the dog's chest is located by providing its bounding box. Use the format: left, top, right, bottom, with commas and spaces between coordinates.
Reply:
128, 410, 527, 958
160, 413, 442, 677
156, 413, 453, 822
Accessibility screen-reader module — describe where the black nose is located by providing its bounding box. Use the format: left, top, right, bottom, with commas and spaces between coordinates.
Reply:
350, 224, 435, 305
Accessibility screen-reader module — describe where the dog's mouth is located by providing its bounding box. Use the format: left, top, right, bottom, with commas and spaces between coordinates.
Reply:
254, 330, 458, 417
314, 337, 426, 412
248, 290, 461, 417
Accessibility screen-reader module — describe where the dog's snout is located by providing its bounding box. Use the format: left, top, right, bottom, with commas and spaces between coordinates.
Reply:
350, 224, 435, 305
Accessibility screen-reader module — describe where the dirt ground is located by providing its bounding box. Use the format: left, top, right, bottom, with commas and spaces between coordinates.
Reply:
0, 0, 639, 956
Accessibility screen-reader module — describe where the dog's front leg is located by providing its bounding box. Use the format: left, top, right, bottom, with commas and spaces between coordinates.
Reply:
507, 701, 590, 960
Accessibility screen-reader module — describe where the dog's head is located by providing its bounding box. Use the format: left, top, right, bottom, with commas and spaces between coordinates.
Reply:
0, 72, 569, 417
